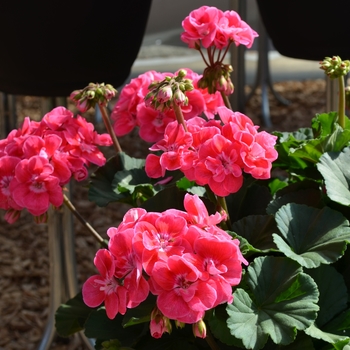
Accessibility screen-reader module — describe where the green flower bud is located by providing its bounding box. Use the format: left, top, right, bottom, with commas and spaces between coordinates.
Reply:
320, 56, 350, 78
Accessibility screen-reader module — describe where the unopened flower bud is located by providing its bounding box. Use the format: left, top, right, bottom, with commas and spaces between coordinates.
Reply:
175, 320, 185, 329
157, 85, 173, 103
4, 209, 21, 224
173, 89, 187, 106
86, 90, 95, 100
69, 83, 117, 112
150, 307, 172, 338
34, 212, 48, 224
320, 56, 350, 78
192, 319, 207, 339
177, 69, 187, 78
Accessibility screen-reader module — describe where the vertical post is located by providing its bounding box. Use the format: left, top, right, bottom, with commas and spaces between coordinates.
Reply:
229, 0, 247, 112
36, 97, 95, 350
36, 206, 64, 350
326, 76, 338, 112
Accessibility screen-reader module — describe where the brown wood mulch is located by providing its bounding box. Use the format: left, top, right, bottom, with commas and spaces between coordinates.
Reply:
0, 79, 326, 350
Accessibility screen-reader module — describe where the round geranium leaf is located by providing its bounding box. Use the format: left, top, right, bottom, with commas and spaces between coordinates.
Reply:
317, 147, 350, 206
306, 265, 348, 327
273, 203, 350, 268
230, 214, 279, 254
226, 256, 319, 350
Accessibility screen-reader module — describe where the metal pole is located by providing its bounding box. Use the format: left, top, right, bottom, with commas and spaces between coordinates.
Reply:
326, 76, 338, 112
229, 0, 247, 113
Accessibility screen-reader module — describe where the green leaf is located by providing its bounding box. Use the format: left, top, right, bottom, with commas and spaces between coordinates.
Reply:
267, 180, 322, 215
292, 118, 350, 163
176, 177, 206, 196
231, 215, 279, 254
114, 169, 151, 193
317, 147, 350, 206
88, 153, 147, 206
323, 308, 350, 338
305, 323, 349, 345
85, 308, 146, 343
226, 180, 272, 222
332, 339, 350, 350
273, 128, 313, 170
311, 112, 339, 138
122, 294, 156, 328
273, 204, 350, 268
268, 178, 288, 196
88, 155, 124, 206
226, 256, 319, 350
279, 332, 315, 349
306, 265, 348, 327
55, 292, 95, 337
206, 304, 244, 347
141, 186, 187, 212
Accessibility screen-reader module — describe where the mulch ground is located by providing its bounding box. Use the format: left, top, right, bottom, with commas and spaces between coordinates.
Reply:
0, 78, 326, 350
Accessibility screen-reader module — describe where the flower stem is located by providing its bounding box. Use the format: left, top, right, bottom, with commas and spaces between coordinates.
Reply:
338, 76, 346, 129
172, 101, 188, 132
63, 194, 108, 248
217, 195, 232, 231
198, 48, 210, 67
205, 325, 221, 350
220, 91, 232, 110
98, 104, 123, 154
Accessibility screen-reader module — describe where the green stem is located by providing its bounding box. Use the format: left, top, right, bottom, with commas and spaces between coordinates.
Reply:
198, 48, 210, 67
338, 76, 346, 128
217, 196, 232, 231
98, 104, 122, 154
205, 325, 221, 350
218, 41, 232, 64
63, 194, 108, 248
172, 101, 188, 132
220, 91, 232, 110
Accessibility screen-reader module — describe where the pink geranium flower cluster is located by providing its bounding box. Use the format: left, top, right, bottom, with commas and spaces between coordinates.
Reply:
111, 69, 224, 143
145, 106, 278, 197
82, 193, 247, 332
0, 107, 112, 222
181, 6, 258, 49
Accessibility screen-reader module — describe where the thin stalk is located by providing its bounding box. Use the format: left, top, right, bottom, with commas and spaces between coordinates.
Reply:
98, 104, 122, 154
198, 48, 211, 67
220, 91, 232, 110
338, 76, 346, 128
172, 101, 188, 132
217, 195, 232, 231
205, 326, 221, 350
207, 46, 215, 66
63, 194, 108, 248
218, 42, 232, 64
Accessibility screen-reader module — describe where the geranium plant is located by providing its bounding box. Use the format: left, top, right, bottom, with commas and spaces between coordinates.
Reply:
2, 5, 350, 350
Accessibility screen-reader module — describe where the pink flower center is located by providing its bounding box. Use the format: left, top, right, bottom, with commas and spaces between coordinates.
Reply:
30, 181, 46, 193
95, 277, 118, 295
153, 113, 164, 127
175, 274, 191, 290
0, 176, 12, 196
219, 153, 234, 172
157, 233, 173, 250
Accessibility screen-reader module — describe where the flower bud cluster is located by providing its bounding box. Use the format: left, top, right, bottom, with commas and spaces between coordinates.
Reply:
111, 69, 224, 144
70, 82, 117, 112
320, 56, 350, 79
198, 63, 234, 95
144, 69, 194, 110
